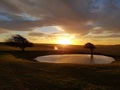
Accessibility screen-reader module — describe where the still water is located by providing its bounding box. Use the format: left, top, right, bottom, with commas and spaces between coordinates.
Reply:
35, 54, 115, 64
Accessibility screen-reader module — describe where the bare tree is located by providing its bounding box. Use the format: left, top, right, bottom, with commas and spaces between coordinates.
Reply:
84, 42, 96, 59
6, 34, 33, 51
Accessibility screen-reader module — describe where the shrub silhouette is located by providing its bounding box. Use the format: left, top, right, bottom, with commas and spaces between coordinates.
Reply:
6, 34, 33, 51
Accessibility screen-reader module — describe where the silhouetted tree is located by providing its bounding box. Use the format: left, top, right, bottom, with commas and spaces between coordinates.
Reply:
84, 42, 96, 59
6, 34, 33, 51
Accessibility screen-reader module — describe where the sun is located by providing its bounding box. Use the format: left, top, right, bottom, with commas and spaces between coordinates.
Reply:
57, 38, 72, 45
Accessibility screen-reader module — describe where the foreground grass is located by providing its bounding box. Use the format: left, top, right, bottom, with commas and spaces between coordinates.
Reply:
0, 44, 120, 90
1, 54, 120, 90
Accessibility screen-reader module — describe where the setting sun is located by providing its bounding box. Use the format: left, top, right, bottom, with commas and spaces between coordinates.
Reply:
56, 38, 72, 45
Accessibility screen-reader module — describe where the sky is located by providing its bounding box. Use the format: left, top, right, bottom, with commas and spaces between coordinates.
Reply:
0, 0, 120, 45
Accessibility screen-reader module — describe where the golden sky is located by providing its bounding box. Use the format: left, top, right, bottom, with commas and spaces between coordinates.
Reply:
0, 0, 120, 45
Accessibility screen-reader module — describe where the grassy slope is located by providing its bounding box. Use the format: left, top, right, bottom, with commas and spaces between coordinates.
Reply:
0, 44, 120, 90
1, 54, 120, 90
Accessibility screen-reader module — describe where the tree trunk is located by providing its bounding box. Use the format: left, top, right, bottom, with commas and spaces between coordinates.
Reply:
90, 49, 94, 59
21, 47, 25, 52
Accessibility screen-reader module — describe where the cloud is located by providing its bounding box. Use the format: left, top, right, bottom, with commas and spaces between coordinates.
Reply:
87, 34, 120, 38
0, 19, 55, 31
86, 30, 120, 38
28, 32, 46, 36
28, 31, 76, 39
0, 0, 120, 36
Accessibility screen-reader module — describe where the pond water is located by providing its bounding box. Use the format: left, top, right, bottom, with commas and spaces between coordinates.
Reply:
35, 54, 115, 64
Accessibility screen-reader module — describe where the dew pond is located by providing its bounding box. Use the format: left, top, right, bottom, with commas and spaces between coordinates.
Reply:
35, 54, 115, 65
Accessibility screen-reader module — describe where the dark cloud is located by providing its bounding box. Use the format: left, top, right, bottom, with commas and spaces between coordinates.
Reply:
0, 19, 55, 31
87, 34, 120, 38
28, 32, 46, 36
86, 31, 120, 38
0, 0, 120, 36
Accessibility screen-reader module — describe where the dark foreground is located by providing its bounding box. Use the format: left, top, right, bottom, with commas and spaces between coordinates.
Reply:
0, 44, 120, 90
1, 54, 120, 90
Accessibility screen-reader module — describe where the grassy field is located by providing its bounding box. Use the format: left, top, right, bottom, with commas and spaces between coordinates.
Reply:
0, 44, 120, 90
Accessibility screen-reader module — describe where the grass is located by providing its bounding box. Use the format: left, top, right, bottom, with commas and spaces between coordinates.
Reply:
0, 44, 120, 90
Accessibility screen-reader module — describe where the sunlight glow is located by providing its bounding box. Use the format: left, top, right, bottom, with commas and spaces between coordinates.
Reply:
54, 46, 58, 50
56, 38, 72, 45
